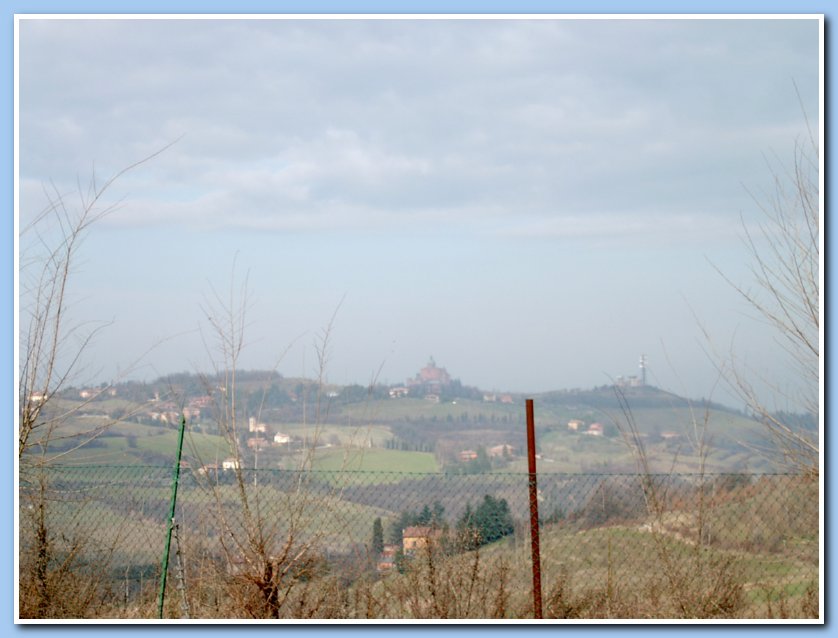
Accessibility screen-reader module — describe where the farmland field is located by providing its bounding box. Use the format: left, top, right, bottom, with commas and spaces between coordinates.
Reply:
308, 447, 439, 473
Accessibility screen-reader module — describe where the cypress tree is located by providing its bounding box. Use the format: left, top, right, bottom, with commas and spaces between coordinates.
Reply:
371, 517, 384, 555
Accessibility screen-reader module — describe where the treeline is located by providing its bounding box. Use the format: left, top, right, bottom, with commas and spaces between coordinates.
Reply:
384, 438, 434, 453
381, 494, 516, 567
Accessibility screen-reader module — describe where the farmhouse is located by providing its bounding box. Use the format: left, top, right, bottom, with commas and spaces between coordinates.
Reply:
247, 437, 269, 451
388, 386, 410, 398
487, 444, 515, 458
586, 423, 604, 436
567, 419, 584, 431
402, 526, 443, 554
197, 463, 220, 476
248, 417, 267, 433
222, 457, 240, 471
376, 543, 400, 572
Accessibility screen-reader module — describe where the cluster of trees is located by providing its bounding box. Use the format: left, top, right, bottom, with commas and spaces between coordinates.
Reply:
339, 384, 390, 403
436, 380, 484, 403
451, 448, 492, 475
400, 413, 522, 426
377, 495, 515, 557
456, 495, 515, 550
386, 501, 447, 546
383, 438, 434, 453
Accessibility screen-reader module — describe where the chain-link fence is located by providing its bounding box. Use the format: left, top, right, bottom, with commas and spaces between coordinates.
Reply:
18, 465, 819, 620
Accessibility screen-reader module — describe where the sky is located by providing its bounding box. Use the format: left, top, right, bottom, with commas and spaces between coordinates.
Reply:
16, 15, 821, 410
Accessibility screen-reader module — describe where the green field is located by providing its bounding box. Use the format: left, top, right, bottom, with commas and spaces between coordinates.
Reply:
340, 398, 523, 422
279, 422, 393, 447
309, 447, 439, 473
38, 423, 232, 467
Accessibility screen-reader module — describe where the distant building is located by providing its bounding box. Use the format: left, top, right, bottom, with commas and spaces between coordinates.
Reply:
273, 432, 291, 445
248, 417, 267, 433
458, 449, 478, 462
402, 526, 443, 554
247, 437, 269, 451
615, 375, 643, 388
190, 395, 214, 408
197, 463, 219, 476
487, 444, 515, 458
407, 357, 453, 395
377, 544, 400, 572
567, 419, 584, 432
614, 355, 648, 388
500, 394, 514, 404
389, 386, 410, 398
222, 457, 240, 471
586, 423, 604, 437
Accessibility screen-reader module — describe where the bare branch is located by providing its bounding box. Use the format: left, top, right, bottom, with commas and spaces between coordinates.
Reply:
708, 129, 819, 475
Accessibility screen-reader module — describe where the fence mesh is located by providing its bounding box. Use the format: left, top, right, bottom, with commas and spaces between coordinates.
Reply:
18, 465, 819, 620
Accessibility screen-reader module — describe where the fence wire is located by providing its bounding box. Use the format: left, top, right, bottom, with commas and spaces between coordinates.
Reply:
18, 466, 819, 620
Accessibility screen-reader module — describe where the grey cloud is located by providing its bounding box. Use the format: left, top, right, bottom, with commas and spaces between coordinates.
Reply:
19, 17, 819, 241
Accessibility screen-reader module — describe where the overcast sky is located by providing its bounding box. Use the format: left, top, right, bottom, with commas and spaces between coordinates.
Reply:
17, 16, 820, 409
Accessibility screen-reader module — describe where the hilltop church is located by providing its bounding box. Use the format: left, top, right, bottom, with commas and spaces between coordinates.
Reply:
407, 357, 452, 396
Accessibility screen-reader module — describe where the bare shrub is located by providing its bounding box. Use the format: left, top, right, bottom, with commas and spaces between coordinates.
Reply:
18, 148, 172, 619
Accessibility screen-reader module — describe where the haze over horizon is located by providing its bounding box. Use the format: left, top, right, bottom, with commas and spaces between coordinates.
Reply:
17, 16, 820, 413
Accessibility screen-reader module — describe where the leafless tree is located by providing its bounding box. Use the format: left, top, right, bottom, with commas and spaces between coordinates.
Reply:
186, 270, 360, 618
17, 147, 172, 618
709, 128, 820, 476
18, 145, 174, 466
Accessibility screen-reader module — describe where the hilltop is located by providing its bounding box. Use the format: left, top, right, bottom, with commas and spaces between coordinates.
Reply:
34, 362, 795, 474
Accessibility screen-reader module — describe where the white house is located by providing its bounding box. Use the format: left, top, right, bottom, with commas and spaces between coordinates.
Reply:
487, 444, 515, 458
273, 432, 291, 445
222, 457, 240, 471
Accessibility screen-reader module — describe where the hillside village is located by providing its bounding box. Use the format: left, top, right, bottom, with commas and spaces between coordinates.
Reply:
33, 354, 793, 476
23, 356, 819, 619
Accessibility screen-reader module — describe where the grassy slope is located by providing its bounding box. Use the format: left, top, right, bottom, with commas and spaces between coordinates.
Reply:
309, 447, 439, 473
42, 386, 770, 473
340, 398, 522, 422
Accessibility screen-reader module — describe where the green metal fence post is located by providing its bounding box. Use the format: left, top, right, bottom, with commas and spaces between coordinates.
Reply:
157, 414, 187, 619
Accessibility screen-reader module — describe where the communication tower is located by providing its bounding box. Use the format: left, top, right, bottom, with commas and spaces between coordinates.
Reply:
639, 354, 647, 386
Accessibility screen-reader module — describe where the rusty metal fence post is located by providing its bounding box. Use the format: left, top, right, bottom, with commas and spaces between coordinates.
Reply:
526, 399, 543, 619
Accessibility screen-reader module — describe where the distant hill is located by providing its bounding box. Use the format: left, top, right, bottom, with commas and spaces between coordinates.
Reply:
537, 384, 738, 414
48, 371, 805, 473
